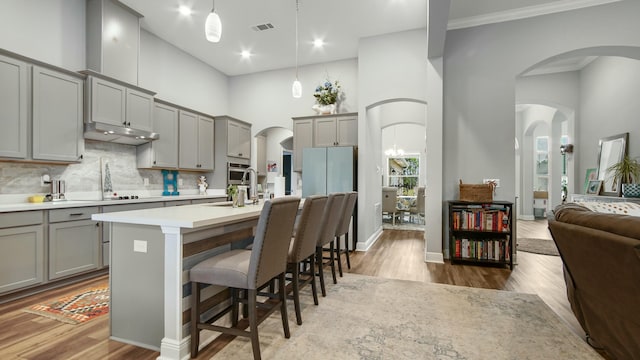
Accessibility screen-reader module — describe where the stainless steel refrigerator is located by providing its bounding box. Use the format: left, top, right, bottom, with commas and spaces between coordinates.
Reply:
302, 146, 357, 197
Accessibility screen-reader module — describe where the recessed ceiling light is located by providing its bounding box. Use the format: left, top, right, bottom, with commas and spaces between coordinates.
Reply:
313, 39, 324, 48
241, 50, 251, 59
178, 5, 192, 16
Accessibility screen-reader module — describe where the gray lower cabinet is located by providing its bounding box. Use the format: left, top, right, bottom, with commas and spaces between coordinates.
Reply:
0, 53, 28, 159
48, 207, 100, 280
0, 211, 44, 294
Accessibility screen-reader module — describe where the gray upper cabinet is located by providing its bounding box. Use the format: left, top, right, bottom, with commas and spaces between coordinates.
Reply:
88, 75, 154, 131
125, 88, 153, 131
0, 53, 28, 159
292, 118, 314, 172
179, 110, 214, 171
32, 66, 84, 162
227, 120, 251, 159
314, 114, 358, 147
137, 102, 179, 169
90, 76, 126, 127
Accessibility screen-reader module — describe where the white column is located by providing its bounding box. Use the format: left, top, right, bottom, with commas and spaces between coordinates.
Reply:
158, 226, 189, 360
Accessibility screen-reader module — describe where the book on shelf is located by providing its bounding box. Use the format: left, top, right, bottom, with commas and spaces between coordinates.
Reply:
453, 237, 507, 261
451, 208, 510, 232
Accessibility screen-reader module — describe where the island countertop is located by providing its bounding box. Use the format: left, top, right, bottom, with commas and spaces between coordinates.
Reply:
92, 200, 265, 228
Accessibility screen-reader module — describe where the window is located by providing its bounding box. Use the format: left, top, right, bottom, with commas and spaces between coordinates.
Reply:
387, 156, 419, 195
535, 136, 548, 191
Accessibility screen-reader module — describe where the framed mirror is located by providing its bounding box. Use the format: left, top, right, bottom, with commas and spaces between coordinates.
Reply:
596, 132, 628, 196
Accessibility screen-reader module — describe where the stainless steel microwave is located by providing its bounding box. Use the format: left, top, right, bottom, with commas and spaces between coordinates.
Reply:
228, 162, 250, 185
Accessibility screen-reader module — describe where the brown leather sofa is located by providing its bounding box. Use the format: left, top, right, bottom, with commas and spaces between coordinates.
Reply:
548, 203, 640, 360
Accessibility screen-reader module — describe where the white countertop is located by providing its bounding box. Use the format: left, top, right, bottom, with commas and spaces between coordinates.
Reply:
0, 194, 227, 213
92, 201, 266, 228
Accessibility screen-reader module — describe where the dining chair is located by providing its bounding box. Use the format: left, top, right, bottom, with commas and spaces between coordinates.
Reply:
334, 192, 358, 274
286, 195, 328, 325
409, 186, 425, 224
189, 197, 301, 360
316, 192, 346, 296
382, 187, 400, 225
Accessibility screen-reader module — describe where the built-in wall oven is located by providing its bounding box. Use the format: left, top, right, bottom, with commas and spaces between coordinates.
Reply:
228, 162, 250, 185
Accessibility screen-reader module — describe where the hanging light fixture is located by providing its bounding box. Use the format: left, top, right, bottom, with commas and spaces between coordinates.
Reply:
291, 0, 302, 98
205, 0, 222, 43
385, 127, 405, 156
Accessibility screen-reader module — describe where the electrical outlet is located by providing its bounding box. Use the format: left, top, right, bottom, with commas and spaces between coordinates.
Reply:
133, 240, 147, 253
41, 174, 50, 187
143, 178, 149, 186
483, 179, 500, 187
178, 178, 184, 187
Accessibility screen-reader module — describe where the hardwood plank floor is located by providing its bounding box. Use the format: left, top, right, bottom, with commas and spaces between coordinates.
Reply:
0, 220, 589, 359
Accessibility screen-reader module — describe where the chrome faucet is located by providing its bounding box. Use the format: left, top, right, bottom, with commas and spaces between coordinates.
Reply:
241, 167, 258, 204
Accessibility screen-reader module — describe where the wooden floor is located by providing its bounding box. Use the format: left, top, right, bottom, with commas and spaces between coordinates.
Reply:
0, 219, 588, 360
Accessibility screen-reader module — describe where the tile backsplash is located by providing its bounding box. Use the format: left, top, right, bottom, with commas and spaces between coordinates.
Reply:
0, 141, 211, 199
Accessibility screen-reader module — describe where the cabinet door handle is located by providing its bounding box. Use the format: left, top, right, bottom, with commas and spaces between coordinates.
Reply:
69, 213, 83, 216
96, 223, 100, 227
153, 160, 156, 165
238, 153, 242, 157
123, 121, 127, 126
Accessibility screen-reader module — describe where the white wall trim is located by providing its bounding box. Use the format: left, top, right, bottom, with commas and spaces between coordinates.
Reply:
448, 0, 622, 30
356, 227, 383, 252
518, 214, 535, 221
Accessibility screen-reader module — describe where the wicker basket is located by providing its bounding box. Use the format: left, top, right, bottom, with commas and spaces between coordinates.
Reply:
458, 179, 494, 202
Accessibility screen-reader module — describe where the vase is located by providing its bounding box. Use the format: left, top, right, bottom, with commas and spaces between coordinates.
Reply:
312, 103, 336, 115
622, 183, 640, 198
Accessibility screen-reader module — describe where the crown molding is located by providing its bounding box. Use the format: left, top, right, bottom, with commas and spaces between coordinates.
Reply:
447, 0, 623, 30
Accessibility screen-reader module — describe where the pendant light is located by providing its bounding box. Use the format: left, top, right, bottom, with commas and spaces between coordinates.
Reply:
385, 127, 405, 157
205, 0, 222, 43
292, 0, 302, 98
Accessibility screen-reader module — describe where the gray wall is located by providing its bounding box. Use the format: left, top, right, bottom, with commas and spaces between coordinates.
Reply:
443, 1, 640, 207
579, 56, 640, 179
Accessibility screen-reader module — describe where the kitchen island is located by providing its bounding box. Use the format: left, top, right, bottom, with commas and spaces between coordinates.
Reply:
92, 200, 270, 360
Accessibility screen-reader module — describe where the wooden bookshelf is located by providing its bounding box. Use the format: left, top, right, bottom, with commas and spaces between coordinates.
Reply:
448, 200, 514, 270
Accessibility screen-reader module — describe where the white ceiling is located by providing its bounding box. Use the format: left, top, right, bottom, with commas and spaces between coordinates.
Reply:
119, 0, 621, 76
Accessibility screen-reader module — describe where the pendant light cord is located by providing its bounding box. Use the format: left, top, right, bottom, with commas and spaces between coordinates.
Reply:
212, 0, 216, 12
295, 0, 299, 79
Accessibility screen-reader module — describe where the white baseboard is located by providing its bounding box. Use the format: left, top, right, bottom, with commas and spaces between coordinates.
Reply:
518, 214, 535, 221
356, 227, 383, 251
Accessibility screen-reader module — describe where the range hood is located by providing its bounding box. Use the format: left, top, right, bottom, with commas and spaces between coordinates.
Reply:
84, 122, 159, 146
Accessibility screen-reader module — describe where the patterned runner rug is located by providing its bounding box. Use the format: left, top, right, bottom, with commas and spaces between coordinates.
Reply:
208, 273, 600, 359
23, 286, 109, 324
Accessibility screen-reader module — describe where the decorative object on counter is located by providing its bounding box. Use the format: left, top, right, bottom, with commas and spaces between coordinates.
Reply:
607, 154, 640, 198
583, 168, 597, 194
162, 170, 180, 196
227, 184, 238, 207
197, 176, 208, 195
23, 285, 109, 325
312, 79, 341, 114
103, 160, 113, 193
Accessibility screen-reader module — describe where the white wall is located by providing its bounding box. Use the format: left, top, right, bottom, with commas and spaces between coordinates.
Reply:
381, 124, 426, 186
443, 0, 640, 208
139, 30, 229, 116
358, 29, 428, 250
0, 0, 86, 71
228, 59, 358, 136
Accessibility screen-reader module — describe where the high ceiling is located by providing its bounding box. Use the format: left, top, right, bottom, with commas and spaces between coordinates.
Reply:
120, 0, 621, 76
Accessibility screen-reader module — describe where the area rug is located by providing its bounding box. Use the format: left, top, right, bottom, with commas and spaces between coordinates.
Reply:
208, 274, 600, 360
23, 286, 109, 324
517, 237, 560, 256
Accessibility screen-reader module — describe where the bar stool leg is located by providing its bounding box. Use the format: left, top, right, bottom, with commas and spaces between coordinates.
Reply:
292, 265, 302, 325
190, 282, 200, 358
329, 242, 337, 284
335, 237, 343, 277
316, 247, 326, 297
344, 233, 351, 269
309, 256, 319, 305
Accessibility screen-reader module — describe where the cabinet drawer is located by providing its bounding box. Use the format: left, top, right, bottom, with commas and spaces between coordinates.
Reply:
0, 211, 43, 229
49, 207, 99, 223
165, 200, 191, 207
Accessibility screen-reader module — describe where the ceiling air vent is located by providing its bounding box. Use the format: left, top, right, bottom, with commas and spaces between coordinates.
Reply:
252, 23, 275, 32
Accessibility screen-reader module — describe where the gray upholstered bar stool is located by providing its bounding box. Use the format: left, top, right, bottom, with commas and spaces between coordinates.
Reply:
286, 195, 328, 325
189, 197, 301, 360
334, 191, 358, 275
316, 192, 346, 297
